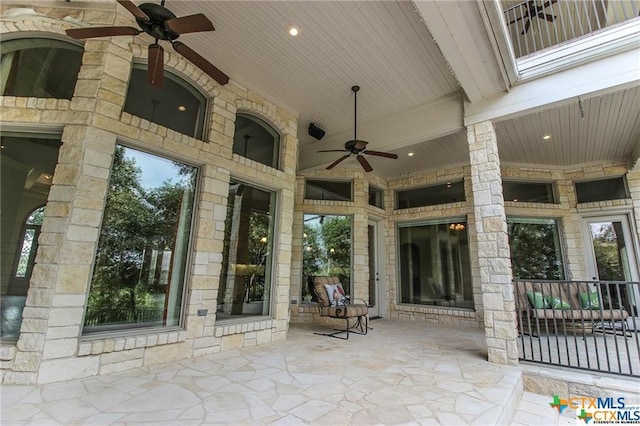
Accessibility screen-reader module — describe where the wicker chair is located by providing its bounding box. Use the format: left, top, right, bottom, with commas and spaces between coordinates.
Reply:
312, 276, 369, 339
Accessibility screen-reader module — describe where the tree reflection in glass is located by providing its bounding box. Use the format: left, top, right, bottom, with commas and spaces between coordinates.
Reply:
84, 145, 197, 333
302, 214, 351, 302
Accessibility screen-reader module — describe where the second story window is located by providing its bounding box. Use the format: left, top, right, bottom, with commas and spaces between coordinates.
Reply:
1, 37, 83, 99
233, 114, 281, 169
124, 65, 208, 140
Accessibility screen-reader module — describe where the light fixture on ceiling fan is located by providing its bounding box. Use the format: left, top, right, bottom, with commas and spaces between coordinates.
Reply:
64, 0, 229, 88
318, 85, 398, 172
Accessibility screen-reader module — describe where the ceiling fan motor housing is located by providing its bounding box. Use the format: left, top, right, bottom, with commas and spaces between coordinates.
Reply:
136, 3, 179, 40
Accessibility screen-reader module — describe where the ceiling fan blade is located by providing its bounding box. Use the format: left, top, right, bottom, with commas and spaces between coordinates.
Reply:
166, 14, 215, 35
521, 19, 532, 35
318, 149, 349, 153
148, 43, 164, 88
172, 41, 229, 85
65, 26, 140, 39
326, 154, 350, 170
356, 155, 373, 172
365, 150, 398, 159
117, 0, 150, 21
541, 13, 555, 22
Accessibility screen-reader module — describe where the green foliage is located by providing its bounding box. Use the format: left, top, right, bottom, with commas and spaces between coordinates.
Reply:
508, 221, 564, 280
86, 146, 196, 327
302, 215, 351, 298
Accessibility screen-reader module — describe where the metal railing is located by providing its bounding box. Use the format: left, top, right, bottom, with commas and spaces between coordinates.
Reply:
84, 307, 164, 327
503, 0, 640, 58
514, 280, 640, 377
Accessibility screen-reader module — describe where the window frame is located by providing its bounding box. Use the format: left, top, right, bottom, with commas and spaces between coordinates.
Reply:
304, 179, 353, 202
82, 143, 201, 335
124, 62, 210, 141
574, 176, 630, 204
233, 113, 282, 170
506, 216, 566, 280
0, 127, 63, 340
301, 213, 353, 303
502, 180, 557, 203
368, 185, 385, 209
395, 180, 465, 210
396, 217, 474, 309
216, 178, 280, 322
0, 34, 84, 99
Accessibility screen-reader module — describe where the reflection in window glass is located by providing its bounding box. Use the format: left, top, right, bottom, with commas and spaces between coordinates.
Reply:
84, 146, 198, 333
15, 207, 45, 278
575, 177, 628, 203
369, 185, 384, 208
507, 217, 565, 280
396, 180, 465, 209
305, 180, 352, 201
503, 181, 555, 203
124, 66, 207, 139
398, 219, 473, 308
0, 38, 83, 99
233, 114, 280, 169
1, 132, 61, 338
217, 180, 276, 319
302, 214, 352, 302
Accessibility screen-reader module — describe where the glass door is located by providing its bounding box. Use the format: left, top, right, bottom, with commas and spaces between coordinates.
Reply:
583, 215, 640, 317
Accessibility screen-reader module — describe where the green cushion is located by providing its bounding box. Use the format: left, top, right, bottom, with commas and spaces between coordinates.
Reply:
526, 291, 549, 309
544, 295, 571, 310
579, 291, 600, 310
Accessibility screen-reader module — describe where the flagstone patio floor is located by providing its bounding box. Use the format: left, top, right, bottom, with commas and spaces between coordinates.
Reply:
1, 320, 587, 425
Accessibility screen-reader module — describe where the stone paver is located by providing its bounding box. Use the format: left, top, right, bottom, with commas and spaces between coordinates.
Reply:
0, 320, 576, 425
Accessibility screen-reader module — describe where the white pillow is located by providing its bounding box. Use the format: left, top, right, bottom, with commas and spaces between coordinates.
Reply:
324, 283, 347, 307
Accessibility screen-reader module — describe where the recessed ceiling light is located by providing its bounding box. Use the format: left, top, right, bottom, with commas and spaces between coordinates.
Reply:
407, 152, 414, 157
543, 134, 552, 140
288, 26, 299, 37
178, 105, 186, 112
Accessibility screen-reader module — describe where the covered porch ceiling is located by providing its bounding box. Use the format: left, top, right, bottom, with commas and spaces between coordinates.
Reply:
64, 0, 640, 177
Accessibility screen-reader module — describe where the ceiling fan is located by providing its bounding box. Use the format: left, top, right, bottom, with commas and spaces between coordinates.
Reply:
318, 86, 398, 173
508, 0, 558, 35
65, 0, 229, 88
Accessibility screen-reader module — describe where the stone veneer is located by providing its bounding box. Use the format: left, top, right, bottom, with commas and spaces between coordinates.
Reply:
3, 3, 640, 384
1, 4, 297, 384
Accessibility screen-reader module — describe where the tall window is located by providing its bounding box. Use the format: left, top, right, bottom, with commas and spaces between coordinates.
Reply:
233, 113, 280, 169
507, 217, 565, 280
217, 180, 276, 319
124, 66, 208, 139
302, 214, 352, 302
84, 146, 198, 333
1, 37, 83, 99
1, 132, 61, 338
398, 219, 473, 308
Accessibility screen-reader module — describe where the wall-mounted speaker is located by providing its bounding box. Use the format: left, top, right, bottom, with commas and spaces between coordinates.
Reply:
308, 123, 325, 140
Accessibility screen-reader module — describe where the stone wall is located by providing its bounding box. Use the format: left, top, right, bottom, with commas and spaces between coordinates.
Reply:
0, 4, 297, 384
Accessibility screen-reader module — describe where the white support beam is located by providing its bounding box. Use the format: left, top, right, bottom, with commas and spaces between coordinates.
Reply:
414, 0, 508, 103
465, 49, 640, 125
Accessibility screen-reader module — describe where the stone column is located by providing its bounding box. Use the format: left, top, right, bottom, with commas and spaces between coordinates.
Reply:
628, 159, 640, 244
467, 121, 518, 365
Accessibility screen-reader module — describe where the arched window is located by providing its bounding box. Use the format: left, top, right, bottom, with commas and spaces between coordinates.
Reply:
124, 65, 208, 140
0, 37, 83, 99
233, 113, 281, 169
14, 206, 45, 281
